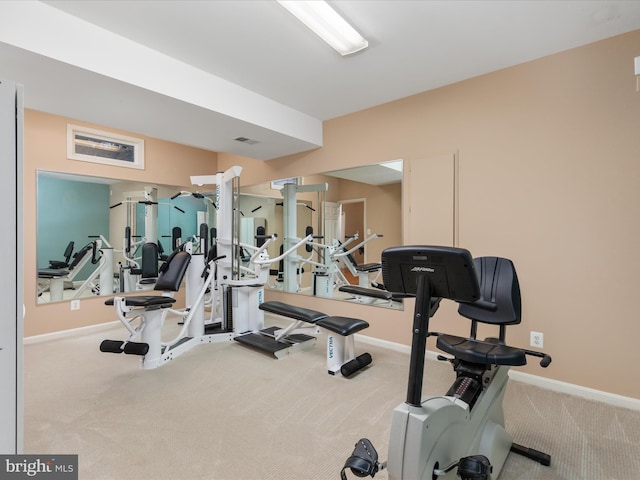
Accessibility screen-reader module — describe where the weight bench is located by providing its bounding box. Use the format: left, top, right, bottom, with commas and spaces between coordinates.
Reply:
237, 301, 372, 377
235, 301, 326, 359
261, 301, 372, 377
259, 300, 327, 340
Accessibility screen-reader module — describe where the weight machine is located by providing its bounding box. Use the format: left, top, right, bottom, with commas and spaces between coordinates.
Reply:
101, 167, 312, 368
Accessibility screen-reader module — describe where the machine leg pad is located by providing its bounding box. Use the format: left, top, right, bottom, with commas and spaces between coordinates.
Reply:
123, 342, 150, 356
100, 340, 124, 353
340, 353, 372, 377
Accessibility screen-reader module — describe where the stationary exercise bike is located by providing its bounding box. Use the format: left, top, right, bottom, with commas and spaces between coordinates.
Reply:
341, 246, 552, 480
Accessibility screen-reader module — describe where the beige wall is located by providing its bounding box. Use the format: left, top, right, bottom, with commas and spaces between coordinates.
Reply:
24, 30, 639, 399
24, 110, 217, 337
219, 30, 640, 399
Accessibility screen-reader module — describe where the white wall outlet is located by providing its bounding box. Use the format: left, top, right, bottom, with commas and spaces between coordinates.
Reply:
530, 331, 543, 348
70, 300, 80, 311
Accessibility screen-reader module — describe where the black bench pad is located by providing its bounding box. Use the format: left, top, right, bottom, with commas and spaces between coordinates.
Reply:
105, 296, 177, 308
316, 316, 369, 336
259, 301, 327, 323
436, 334, 526, 366
339, 285, 411, 302
38, 269, 69, 278
340, 285, 393, 300
355, 262, 381, 273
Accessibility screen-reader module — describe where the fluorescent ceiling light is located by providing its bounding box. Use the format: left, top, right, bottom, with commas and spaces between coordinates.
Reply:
278, 0, 368, 56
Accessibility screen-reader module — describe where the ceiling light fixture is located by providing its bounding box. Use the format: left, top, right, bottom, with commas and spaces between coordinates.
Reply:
277, 0, 368, 56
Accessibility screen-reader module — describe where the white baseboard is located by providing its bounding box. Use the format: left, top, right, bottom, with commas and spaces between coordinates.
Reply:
507, 370, 640, 411
24, 321, 120, 345
357, 333, 640, 411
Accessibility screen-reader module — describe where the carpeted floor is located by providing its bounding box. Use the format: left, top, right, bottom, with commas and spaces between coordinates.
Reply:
23, 319, 640, 480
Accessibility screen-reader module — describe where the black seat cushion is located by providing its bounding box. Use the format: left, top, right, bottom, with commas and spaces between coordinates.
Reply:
355, 262, 382, 273
316, 316, 369, 336
437, 334, 526, 366
104, 296, 176, 308
339, 285, 393, 300
38, 269, 69, 278
259, 301, 327, 323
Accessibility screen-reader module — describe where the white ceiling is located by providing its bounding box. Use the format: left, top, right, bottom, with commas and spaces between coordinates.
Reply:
1, 0, 639, 160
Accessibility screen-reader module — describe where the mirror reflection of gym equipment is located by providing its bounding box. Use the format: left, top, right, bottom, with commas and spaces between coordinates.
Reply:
238, 164, 403, 308
35, 171, 211, 303
35, 161, 402, 310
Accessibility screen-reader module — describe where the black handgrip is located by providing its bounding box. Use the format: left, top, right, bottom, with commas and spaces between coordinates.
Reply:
170, 193, 181, 200
174, 206, 185, 213
522, 348, 552, 368
109, 202, 122, 209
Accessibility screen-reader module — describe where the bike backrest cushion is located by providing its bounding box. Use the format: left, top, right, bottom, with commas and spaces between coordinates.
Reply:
458, 256, 521, 325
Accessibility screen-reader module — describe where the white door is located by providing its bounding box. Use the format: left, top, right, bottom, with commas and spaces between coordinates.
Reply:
0, 80, 23, 453
323, 201, 342, 245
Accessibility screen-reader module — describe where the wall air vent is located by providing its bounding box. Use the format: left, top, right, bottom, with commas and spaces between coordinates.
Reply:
234, 136, 259, 145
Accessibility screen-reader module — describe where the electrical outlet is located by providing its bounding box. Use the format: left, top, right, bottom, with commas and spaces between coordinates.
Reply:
530, 331, 543, 348
70, 300, 80, 311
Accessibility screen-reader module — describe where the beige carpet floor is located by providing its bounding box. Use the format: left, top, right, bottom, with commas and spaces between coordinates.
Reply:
23, 319, 640, 479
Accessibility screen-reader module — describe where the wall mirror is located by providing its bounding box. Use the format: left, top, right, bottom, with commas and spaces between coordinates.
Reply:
239, 160, 403, 309
36, 161, 402, 309
36, 170, 211, 304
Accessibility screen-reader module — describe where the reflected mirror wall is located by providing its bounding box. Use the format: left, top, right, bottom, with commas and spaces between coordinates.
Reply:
36, 170, 209, 304
239, 160, 403, 309
36, 161, 402, 309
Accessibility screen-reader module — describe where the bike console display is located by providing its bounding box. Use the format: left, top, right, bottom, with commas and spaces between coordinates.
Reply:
381, 245, 480, 302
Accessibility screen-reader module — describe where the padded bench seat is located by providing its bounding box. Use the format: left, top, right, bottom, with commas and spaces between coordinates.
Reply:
340, 285, 392, 300
436, 334, 526, 366
316, 316, 369, 336
37, 268, 69, 278
259, 301, 327, 323
104, 296, 177, 308
339, 285, 413, 302
354, 262, 381, 273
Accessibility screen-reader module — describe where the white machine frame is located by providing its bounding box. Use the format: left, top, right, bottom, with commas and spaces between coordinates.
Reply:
103, 166, 315, 369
